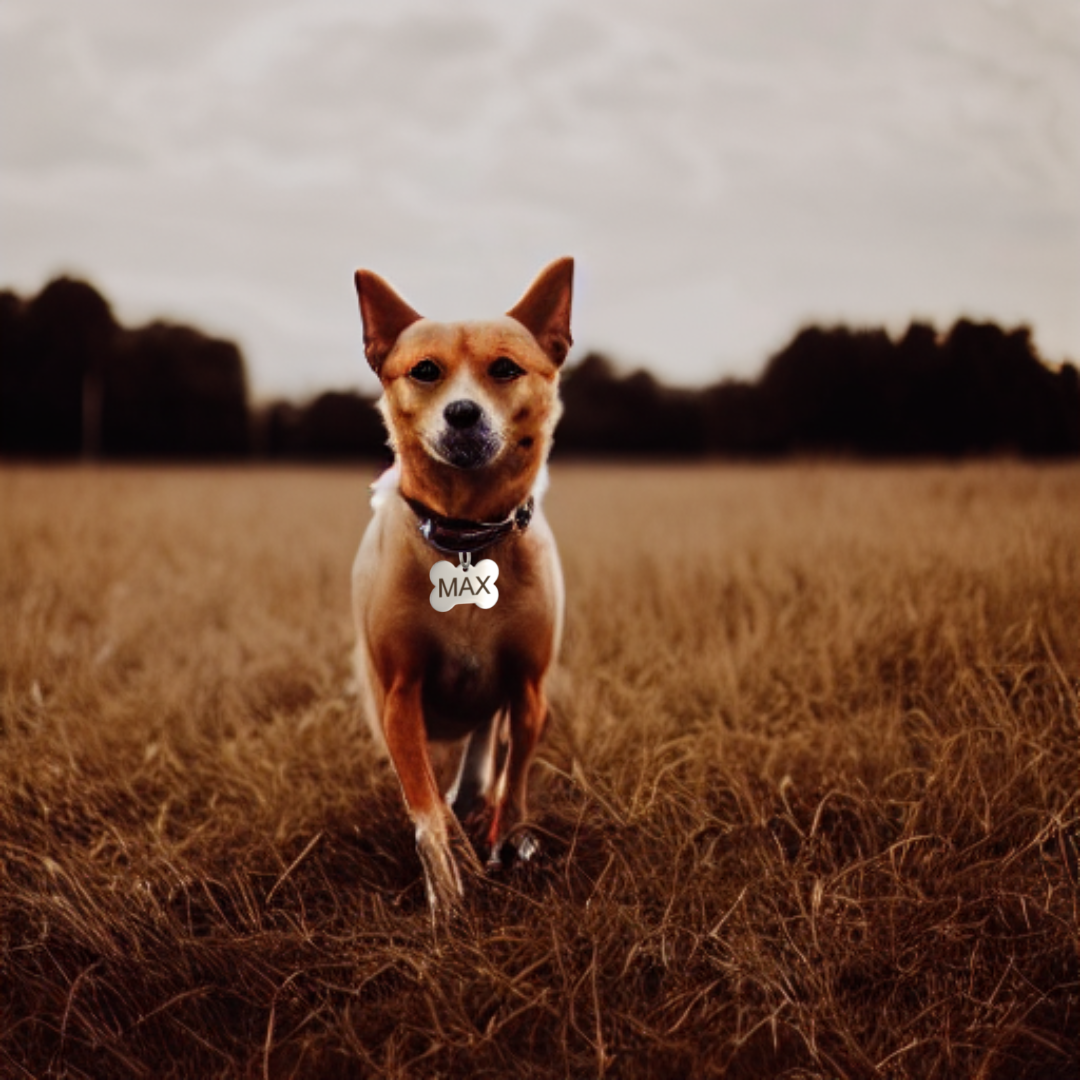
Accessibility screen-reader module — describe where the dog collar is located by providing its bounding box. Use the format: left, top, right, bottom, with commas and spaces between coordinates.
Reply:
403, 494, 535, 556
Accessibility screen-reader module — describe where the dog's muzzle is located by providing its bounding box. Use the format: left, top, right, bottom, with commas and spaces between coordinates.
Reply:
436, 399, 500, 469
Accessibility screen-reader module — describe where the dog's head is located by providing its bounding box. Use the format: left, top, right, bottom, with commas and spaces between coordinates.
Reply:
354, 259, 572, 511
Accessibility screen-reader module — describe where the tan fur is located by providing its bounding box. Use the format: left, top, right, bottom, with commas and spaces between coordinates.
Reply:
351, 259, 573, 915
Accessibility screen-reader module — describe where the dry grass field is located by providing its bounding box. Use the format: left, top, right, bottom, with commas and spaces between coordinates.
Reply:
1, 462, 1077, 1079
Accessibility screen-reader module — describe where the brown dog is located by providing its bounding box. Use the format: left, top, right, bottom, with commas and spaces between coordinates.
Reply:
351, 258, 572, 914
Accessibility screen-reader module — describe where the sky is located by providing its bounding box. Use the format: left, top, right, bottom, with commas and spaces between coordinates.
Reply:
1, 0, 1077, 400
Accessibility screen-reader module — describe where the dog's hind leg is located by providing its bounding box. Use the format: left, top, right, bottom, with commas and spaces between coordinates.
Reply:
449, 708, 510, 860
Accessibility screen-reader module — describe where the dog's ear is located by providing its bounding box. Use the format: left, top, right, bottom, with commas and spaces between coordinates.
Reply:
507, 257, 574, 367
354, 270, 423, 374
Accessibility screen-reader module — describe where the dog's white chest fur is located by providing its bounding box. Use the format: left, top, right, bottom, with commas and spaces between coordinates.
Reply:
428, 558, 500, 611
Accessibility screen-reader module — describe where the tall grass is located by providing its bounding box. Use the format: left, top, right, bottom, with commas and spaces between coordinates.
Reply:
1, 463, 1077, 1079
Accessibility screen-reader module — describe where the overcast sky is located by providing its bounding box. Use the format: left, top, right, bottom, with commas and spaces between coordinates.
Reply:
2, 0, 1077, 399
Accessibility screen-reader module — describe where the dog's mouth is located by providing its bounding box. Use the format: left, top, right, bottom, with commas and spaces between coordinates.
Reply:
433, 427, 502, 470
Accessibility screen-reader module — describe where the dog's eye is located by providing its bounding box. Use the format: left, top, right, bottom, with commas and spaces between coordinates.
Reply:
489, 357, 526, 381
409, 359, 442, 383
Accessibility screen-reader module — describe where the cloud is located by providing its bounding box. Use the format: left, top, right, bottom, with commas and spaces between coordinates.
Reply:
1, 0, 1077, 396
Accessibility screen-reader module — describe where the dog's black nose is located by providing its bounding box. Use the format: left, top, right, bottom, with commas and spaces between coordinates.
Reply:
444, 399, 482, 430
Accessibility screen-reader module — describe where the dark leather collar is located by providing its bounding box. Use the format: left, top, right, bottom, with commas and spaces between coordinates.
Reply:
402, 493, 535, 556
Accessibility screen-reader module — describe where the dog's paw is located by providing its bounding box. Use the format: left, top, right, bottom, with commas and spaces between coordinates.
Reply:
514, 830, 541, 863
415, 823, 467, 918
488, 828, 542, 871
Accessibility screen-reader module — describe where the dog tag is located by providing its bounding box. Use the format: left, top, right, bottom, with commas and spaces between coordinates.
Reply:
429, 557, 499, 612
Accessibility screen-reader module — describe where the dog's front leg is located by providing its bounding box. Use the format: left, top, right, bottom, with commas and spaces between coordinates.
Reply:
382, 677, 476, 914
495, 678, 550, 864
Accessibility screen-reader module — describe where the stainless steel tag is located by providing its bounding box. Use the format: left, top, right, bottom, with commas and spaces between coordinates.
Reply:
429, 556, 499, 612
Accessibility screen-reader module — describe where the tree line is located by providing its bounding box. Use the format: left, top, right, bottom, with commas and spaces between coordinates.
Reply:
0, 278, 247, 458
2, 276, 1077, 460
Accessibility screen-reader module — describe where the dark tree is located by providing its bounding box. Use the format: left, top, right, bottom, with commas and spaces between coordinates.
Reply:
256, 391, 387, 460
755, 326, 901, 455
715, 319, 1080, 458
1, 277, 253, 458
936, 320, 1080, 455
555, 352, 707, 457
703, 380, 773, 456
101, 322, 249, 458
0, 278, 116, 455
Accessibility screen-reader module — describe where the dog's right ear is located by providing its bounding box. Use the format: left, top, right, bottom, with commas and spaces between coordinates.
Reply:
354, 270, 423, 375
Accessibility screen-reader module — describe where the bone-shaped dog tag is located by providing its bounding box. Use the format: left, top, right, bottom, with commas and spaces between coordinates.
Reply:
429, 558, 499, 612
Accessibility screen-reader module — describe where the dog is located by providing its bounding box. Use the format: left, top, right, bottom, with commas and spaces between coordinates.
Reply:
351, 258, 572, 915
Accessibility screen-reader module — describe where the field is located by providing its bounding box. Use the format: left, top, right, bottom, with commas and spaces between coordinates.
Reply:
1, 462, 1077, 1079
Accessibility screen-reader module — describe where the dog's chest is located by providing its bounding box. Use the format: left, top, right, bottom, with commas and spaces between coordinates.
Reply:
429, 646, 491, 699
421, 640, 507, 736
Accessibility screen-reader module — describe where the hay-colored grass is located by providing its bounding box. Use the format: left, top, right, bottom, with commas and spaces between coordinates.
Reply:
1, 463, 1077, 1079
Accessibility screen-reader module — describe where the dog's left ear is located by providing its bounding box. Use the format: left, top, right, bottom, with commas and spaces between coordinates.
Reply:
355, 270, 423, 375
507, 257, 574, 367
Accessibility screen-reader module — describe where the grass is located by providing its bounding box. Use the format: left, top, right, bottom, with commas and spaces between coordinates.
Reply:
1, 462, 1077, 1079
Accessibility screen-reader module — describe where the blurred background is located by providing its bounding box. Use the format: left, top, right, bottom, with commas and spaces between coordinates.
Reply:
1, 0, 1078, 459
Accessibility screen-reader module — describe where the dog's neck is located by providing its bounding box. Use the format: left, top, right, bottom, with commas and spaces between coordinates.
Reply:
372, 460, 547, 556
393, 454, 544, 525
